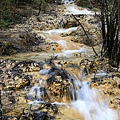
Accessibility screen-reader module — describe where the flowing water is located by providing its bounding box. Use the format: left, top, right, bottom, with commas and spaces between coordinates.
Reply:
70, 72, 118, 120
2, 2, 119, 120
26, 67, 118, 120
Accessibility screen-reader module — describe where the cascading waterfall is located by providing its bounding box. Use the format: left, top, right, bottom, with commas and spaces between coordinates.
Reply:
62, 47, 87, 56
27, 79, 46, 102
42, 27, 78, 35
70, 70, 118, 120
1, 1, 119, 119
27, 66, 118, 120
25, 4, 118, 120
56, 40, 68, 50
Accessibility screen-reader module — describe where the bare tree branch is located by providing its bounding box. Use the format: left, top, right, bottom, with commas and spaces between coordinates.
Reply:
71, 14, 98, 56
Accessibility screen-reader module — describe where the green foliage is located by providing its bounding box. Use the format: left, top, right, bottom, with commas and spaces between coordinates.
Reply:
0, 0, 56, 29
0, 10, 12, 27
0, 0, 33, 29
0, 41, 13, 55
0, 0, 14, 29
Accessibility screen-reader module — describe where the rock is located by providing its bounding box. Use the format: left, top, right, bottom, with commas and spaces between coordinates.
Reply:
33, 112, 54, 120
63, 20, 78, 28
90, 73, 120, 109
0, 69, 3, 74
72, 23, 101, 46
109, 98, 120, 109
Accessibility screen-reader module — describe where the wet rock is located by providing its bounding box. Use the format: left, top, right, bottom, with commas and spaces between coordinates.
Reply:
80, 59, 97, 74
39, 102, 58, 114
33, 112, 54, 120
19, 32, 45, 47
0, 69, 3, 74
8, 95, 16, 104
0, 41, 14, 55
25, 58, 75, 102
63, 20, 78, 28
0, 59, 39, 90
90, 75, 120, 97
13, 60, 41, 72
72, 23, 101, 46
17, 102, 58, 120
45, 68, 74, 102
109, 98, 120, 109
1, 73, 32, 90
0, 59, 18, 70
79, 58, 111, 75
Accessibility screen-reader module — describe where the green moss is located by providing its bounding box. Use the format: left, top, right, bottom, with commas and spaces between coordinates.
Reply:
0, 41, 14, 55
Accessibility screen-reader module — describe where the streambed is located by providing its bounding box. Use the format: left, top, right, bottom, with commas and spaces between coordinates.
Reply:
0, 2, 120, 120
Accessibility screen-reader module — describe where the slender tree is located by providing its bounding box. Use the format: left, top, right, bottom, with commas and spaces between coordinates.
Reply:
93, 0, 120, 67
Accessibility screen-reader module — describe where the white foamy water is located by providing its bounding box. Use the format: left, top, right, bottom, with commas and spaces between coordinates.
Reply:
27, 80, 46, 101
62, 0, 75, 4
39, 68, 51, 75
52, 102, 68, 106
25, 4, 117, 118
28, 100, 45, 104
95, 70, 107, 77
56, 40, 68, 49
70, 72, 118, 120
66, 6, 95, 15
62, 47, 87, 55
71, 100, 118, 120
42, 27, 77, 35
27, 68, 118, 120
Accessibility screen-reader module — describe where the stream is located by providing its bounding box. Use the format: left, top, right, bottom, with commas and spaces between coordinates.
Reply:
1, 1, 119, 120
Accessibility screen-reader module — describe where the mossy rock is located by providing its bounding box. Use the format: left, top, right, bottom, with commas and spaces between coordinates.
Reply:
0, 41, 14, 55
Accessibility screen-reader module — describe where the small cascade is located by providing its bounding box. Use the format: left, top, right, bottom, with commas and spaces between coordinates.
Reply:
27, 79, 46, 102
66, 6, 95, 15
26, 63, 76, 103
1, 1, 119, 120
56, 40, 68, 50
26, 62, 118, 120
70, 70, 118, 120
62, 47, 87, 56
94, 70, 107, 77
39, 68, 51, 75
23, 3, 118, 119
42, 27, 77, 35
